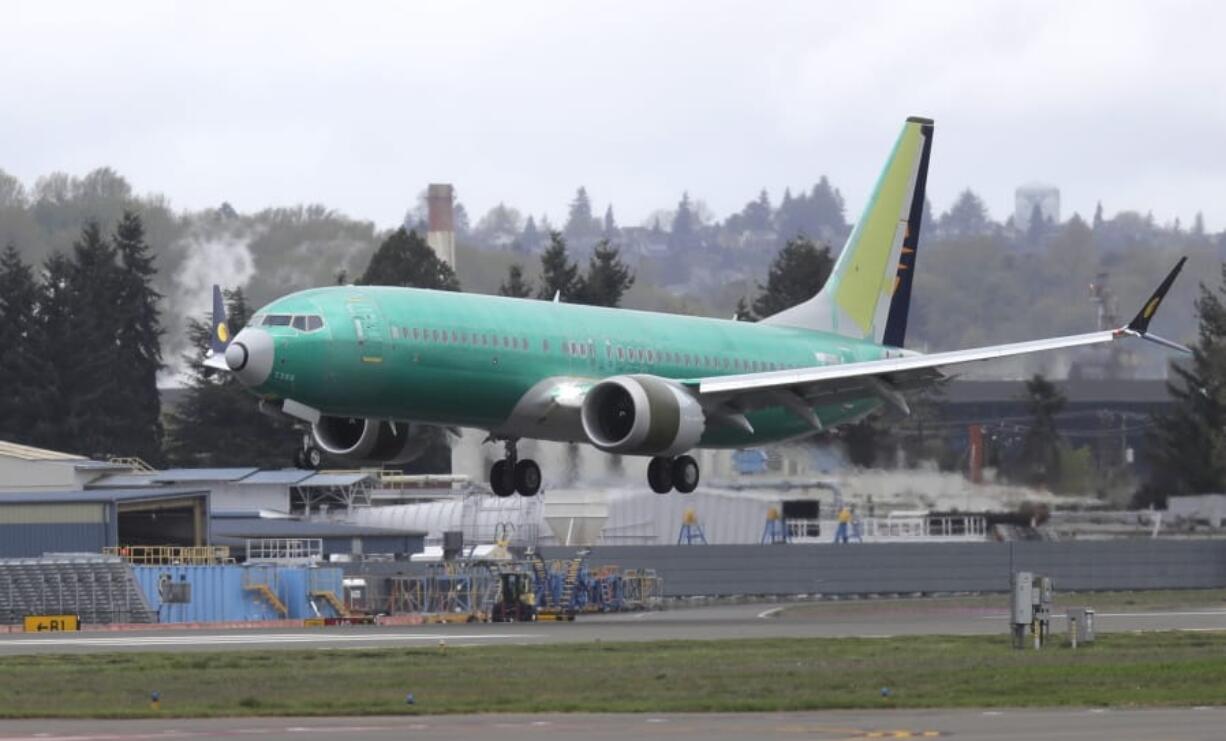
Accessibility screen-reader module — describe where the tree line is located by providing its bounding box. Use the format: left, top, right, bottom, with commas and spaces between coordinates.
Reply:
0, 213, 164, 463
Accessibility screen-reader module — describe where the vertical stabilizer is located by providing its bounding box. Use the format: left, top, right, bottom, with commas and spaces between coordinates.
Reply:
763, 117, 934, 347
209, 284, 231, 355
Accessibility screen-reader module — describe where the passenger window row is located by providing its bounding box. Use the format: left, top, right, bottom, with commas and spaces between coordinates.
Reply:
383, 322, 805, 374
603, 342, 800, 373
388, 325, 533, 351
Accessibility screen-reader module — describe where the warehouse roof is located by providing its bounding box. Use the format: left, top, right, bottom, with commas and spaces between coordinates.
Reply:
211, 516, 423, 539
298, 472, 372, 488
151, 468, 260, 483
88, 473, 161, 488
0, 487, 208, 505
241, 470, 317, 486
0, 440, 86, 462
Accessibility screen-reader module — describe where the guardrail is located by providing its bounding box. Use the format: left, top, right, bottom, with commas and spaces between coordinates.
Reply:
104, 546, 232, 565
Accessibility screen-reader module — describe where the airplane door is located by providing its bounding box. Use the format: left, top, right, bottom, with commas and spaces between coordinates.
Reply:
346, 296, 384, 363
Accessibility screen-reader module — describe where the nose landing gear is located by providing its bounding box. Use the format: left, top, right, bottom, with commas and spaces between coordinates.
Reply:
294, 432, 323, 470
490, 439, 541, 498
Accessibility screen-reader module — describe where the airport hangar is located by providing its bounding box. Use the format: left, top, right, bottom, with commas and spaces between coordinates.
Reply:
0, 441, 426, 560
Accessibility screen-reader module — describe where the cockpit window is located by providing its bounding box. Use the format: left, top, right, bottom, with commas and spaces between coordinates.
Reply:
306, 315, 323, 331
264, 314, 292, 327
291, 316, 308, 331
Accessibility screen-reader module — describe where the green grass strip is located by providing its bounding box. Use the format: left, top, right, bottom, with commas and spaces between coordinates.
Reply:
3, 633, 1226, 718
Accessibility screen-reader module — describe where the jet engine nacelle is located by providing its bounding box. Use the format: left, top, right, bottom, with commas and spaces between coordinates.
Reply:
580, 375, 705, 457
311, 416, 436, 465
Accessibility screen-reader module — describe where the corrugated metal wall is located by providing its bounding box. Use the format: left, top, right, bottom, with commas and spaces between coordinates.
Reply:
540, 540, 1226, 597
0, 523, 111, 558
132, 564, 345, 622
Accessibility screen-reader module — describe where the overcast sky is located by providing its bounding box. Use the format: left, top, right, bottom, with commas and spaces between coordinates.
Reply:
4, 0, 1224, 232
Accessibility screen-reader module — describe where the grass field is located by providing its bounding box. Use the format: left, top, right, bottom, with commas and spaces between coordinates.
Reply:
3, 632, 1226, 718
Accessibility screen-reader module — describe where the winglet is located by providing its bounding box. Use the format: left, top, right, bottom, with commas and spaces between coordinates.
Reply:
1122, 257, 1191, 353
1127, 257, 1186, 334
209, 284, 231, 356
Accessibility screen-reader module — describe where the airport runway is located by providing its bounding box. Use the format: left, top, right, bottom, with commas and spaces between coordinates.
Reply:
2, 601, 1226, 654
0, 707, 1223, 740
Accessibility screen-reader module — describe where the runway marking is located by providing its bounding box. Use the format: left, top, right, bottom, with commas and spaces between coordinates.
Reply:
0, 632, 540, 649
0, 725, 411, 740
979, 609, 1226, 620
757, 607, 784, 619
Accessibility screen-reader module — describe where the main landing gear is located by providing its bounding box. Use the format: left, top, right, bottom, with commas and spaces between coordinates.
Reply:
490, 439, 541, 498
647, 454, 700, 494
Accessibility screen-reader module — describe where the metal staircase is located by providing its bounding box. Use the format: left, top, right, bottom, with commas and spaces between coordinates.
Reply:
241, 565, 288, 618
310, 590, 349, 618
0, 556, 156, 625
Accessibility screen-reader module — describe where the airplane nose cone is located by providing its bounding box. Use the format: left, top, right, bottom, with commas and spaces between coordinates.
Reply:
226, 328, 274, 387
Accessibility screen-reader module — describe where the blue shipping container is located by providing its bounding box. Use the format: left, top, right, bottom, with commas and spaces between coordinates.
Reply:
132, 564, 344, 623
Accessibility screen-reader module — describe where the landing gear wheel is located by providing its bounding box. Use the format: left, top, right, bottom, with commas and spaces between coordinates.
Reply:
647, 456, 673, 494
490, 459, 516, 498
303, 446, 323, 470
672, 455, 700, 494
514, 459, 542, 497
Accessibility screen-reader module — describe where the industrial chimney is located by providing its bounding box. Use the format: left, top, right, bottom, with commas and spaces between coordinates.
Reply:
426, 184, 456, 268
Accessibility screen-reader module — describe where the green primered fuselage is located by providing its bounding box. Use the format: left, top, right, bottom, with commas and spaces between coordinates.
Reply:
248, 285, 888, 449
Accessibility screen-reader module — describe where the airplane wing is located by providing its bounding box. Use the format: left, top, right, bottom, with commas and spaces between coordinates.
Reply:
687, 258, 1189, 427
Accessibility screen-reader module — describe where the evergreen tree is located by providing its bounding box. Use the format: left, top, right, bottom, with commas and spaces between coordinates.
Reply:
359, 228, 460, 291
452, 202, 470, 237
536, 231, 581, 301
165, 288, 300, 467
564, 187, 597, 243
733, 296, 752, 322
0, 244, 54, 445
110, 211, 165, 464
939, 189, 990, 238
809, 176, 848, 238
749, 236, 833, 319
498, 263, 533, 298
1147, 264, 1226, 498
742, 189, 772, 232
1015, 374, 1066, 488
32, 253, 72, 449
521, 215, 540, 251
669, 192, 695, 250
1026, 202, 1047, 246
603, 205, 617, 238
57, 221, 126, 457
1092, 201, 1105, 230
1193, 211, 1206, 238
575, 240, 635, 308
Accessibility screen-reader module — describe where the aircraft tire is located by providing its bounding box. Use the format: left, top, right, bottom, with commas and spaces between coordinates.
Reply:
490, 460, 516, 497
304, 446, 323, 470
515, 459, 541, 497
647, 456, 673, 494
672, 455, 699, 494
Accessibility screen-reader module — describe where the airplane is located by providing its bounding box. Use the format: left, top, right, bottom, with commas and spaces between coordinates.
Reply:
204, 116, 1189, 497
